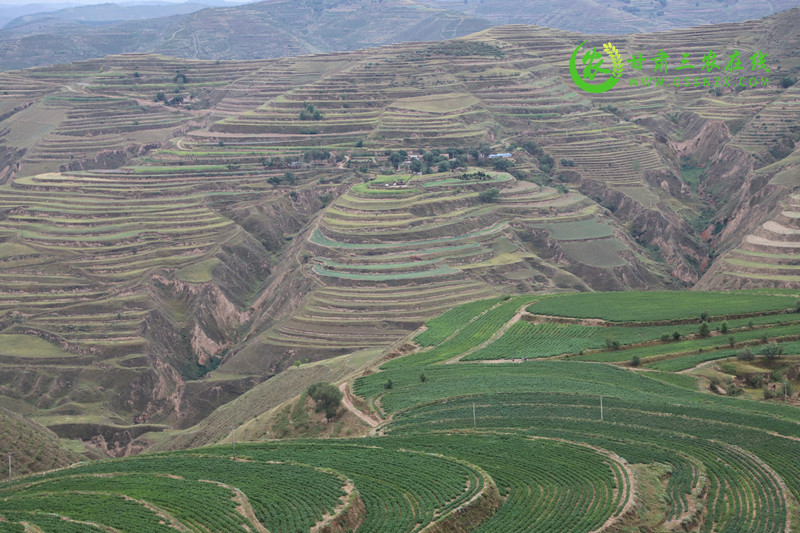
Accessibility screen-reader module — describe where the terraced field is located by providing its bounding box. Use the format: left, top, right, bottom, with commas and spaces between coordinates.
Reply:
342, 289, 800, 531
1, 7, 800, 469
705, 193, 800, 287
5, 289, 800, 532
0, 433, 634, 532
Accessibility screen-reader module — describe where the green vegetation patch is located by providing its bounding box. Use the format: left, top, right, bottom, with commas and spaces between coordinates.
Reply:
0, 242, 35, 258
391, 93, 480, 114
560, 238, 628, 267
534, 217, 615, 241
0, 334, 75, 358
415, 297, 505, 347
175, 258, 220, 283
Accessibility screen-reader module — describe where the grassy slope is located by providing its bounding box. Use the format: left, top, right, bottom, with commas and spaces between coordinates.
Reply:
0, 408, 80, 477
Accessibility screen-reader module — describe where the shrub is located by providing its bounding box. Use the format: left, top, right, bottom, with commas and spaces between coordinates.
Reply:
673, 331, 681, 341
747, 374, 764, 388
419, 372, 427, 383
718, 362, 737, 375
631, 355, 641, 367
719, 321, 728, 334
727, 384, 744, 397
737, 348, 754, 361
660, 334, 671, 343
385, 379, 393, 390
698, 322, 711, 338
605, 338, 621, 350
478, 187, 500, 203
700, 311, 709, 321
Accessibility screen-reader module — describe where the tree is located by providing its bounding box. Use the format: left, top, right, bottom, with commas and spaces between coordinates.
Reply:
478, 187, 500, 203
419, 372, 427, 383
631, 355, 641, 367
698, 322, 710, 338
306, 382, 342, 421
388, 151, 405, 169
672, 331, 681, 341
492, 158, 513, 172
719, 321, 728, 334
605, 338, 620, 350
760, 343, 784, 360
410, 158, 423, 173
267, 176, 281, 187
737, 348, 754, 361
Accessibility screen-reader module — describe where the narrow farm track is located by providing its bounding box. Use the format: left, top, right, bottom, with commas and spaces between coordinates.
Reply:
339, 382, 380, 428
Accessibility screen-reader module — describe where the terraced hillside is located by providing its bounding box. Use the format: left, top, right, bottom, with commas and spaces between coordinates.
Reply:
0, 10, 800, 454
5, 289, 800, 531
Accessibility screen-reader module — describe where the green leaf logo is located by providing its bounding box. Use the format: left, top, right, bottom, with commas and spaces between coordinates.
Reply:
603, 42, 624, 79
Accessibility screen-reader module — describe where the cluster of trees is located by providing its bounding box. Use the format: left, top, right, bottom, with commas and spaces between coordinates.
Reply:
737, 342, 784, 361
300, 103, 323, 121
522, 141, 555, 174
303, 149, 331, 162
154, 91, 184, 106
267, 172, 297, 187
385, 146, 519, 174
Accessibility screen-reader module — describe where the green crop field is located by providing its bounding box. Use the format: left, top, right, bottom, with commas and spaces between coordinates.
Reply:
527, 290, 800, 321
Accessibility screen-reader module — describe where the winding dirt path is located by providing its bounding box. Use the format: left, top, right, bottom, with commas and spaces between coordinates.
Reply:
339, 382, 380, 428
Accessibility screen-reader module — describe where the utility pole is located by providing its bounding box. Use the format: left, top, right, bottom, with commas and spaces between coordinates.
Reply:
7, 453, 11, 487
472, 403, 476, 429
232, 426, 236, 460
600, 396, 604, 421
